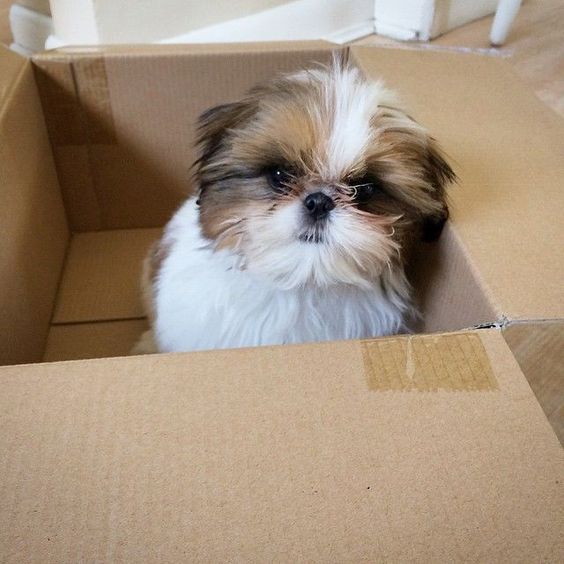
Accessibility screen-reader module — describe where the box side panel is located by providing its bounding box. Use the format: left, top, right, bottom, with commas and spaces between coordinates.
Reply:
43, 319, 148, 362
350, 46, 564, 323
0, 331, 563, 561
32, 44, 342, 231
51, 228, 161, 323
503, 321, 564, 444
409, 223, 499, 332
0, 49, 69, 365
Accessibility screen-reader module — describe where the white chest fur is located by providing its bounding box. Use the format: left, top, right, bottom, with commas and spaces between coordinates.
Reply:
153, 198, 408, 353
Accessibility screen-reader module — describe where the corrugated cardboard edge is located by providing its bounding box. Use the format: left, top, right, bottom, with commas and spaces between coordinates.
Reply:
40, 40, 340, 58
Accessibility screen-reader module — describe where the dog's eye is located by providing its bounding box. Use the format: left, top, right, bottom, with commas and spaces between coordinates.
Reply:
266, 165, 293, 193
347, 175, 380, 203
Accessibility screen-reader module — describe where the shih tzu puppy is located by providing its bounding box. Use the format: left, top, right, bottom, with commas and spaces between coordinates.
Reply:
134, 60, 455, 354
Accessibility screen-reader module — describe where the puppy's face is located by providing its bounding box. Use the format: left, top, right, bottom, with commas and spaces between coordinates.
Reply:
196, 64, 455, 289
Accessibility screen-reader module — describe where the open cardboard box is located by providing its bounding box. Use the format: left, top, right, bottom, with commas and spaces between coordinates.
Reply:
1, 42, 563, 560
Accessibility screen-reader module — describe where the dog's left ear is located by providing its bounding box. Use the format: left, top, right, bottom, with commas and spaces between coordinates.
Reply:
421, 139, 456, 242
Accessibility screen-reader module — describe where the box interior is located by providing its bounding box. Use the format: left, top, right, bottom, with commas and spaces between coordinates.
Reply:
2, 43, 499, 366
1, 44, 563, 421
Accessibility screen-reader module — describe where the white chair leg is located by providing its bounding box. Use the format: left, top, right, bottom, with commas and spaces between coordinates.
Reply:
490, 0, 523, 46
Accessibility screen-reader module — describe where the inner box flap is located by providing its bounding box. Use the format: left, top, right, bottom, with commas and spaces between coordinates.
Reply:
0, 46, 69, 366
351, 46, 564, 325
1, 330, 562, 561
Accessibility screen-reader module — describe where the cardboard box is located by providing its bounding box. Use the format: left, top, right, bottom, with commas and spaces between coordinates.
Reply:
1, 42, 563, 561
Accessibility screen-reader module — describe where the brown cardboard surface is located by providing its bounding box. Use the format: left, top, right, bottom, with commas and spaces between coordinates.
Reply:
503, 321, 564, 444
351, 46, 564, 323
52, 228, 161, 323
32, 43, 342, 231
0, 46, 69, 365
0, 45, 25, 105
44, 319, 148, 362
1, 330, 563, 562
410, 223, 499, 332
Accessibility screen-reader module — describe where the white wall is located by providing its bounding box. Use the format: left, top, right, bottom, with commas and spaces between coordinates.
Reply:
162, 0, 374, 45
50, 0, 291, 44
46, 0, 503, 48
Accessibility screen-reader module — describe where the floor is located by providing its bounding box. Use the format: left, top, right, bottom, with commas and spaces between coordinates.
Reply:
354, 0, 564, 118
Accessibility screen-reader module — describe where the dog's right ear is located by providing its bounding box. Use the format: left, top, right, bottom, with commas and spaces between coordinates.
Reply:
194, 101, 256, 203
196, 101, 254, 166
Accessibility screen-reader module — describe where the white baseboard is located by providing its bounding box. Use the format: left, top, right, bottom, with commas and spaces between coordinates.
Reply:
324, 20, 375, 44
45, 34, 65, 50
374, 21, 419, 41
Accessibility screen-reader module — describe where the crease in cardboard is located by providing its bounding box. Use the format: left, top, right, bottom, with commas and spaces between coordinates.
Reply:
68, 58, 107, 229
362, 333, 498, 392
32, 59, 84, 145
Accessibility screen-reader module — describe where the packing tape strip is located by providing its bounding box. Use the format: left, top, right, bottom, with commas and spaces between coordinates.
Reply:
72, 57, 116, 145
361, 332, 498, 391
33, 56, 116, 146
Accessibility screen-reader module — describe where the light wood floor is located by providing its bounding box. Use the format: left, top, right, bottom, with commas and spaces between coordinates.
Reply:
354, 0, 564, 118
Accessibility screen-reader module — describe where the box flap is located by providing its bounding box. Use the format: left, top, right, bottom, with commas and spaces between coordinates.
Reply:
52, 229, 161, 323
1, 330, 563, 561
0, 45, 69, 365
351, 46, 564, 324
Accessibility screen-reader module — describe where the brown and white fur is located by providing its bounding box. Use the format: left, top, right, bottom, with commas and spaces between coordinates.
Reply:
134, 61, 455, 354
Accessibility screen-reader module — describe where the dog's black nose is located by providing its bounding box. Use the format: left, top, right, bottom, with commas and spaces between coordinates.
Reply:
304, 192, 335, 220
